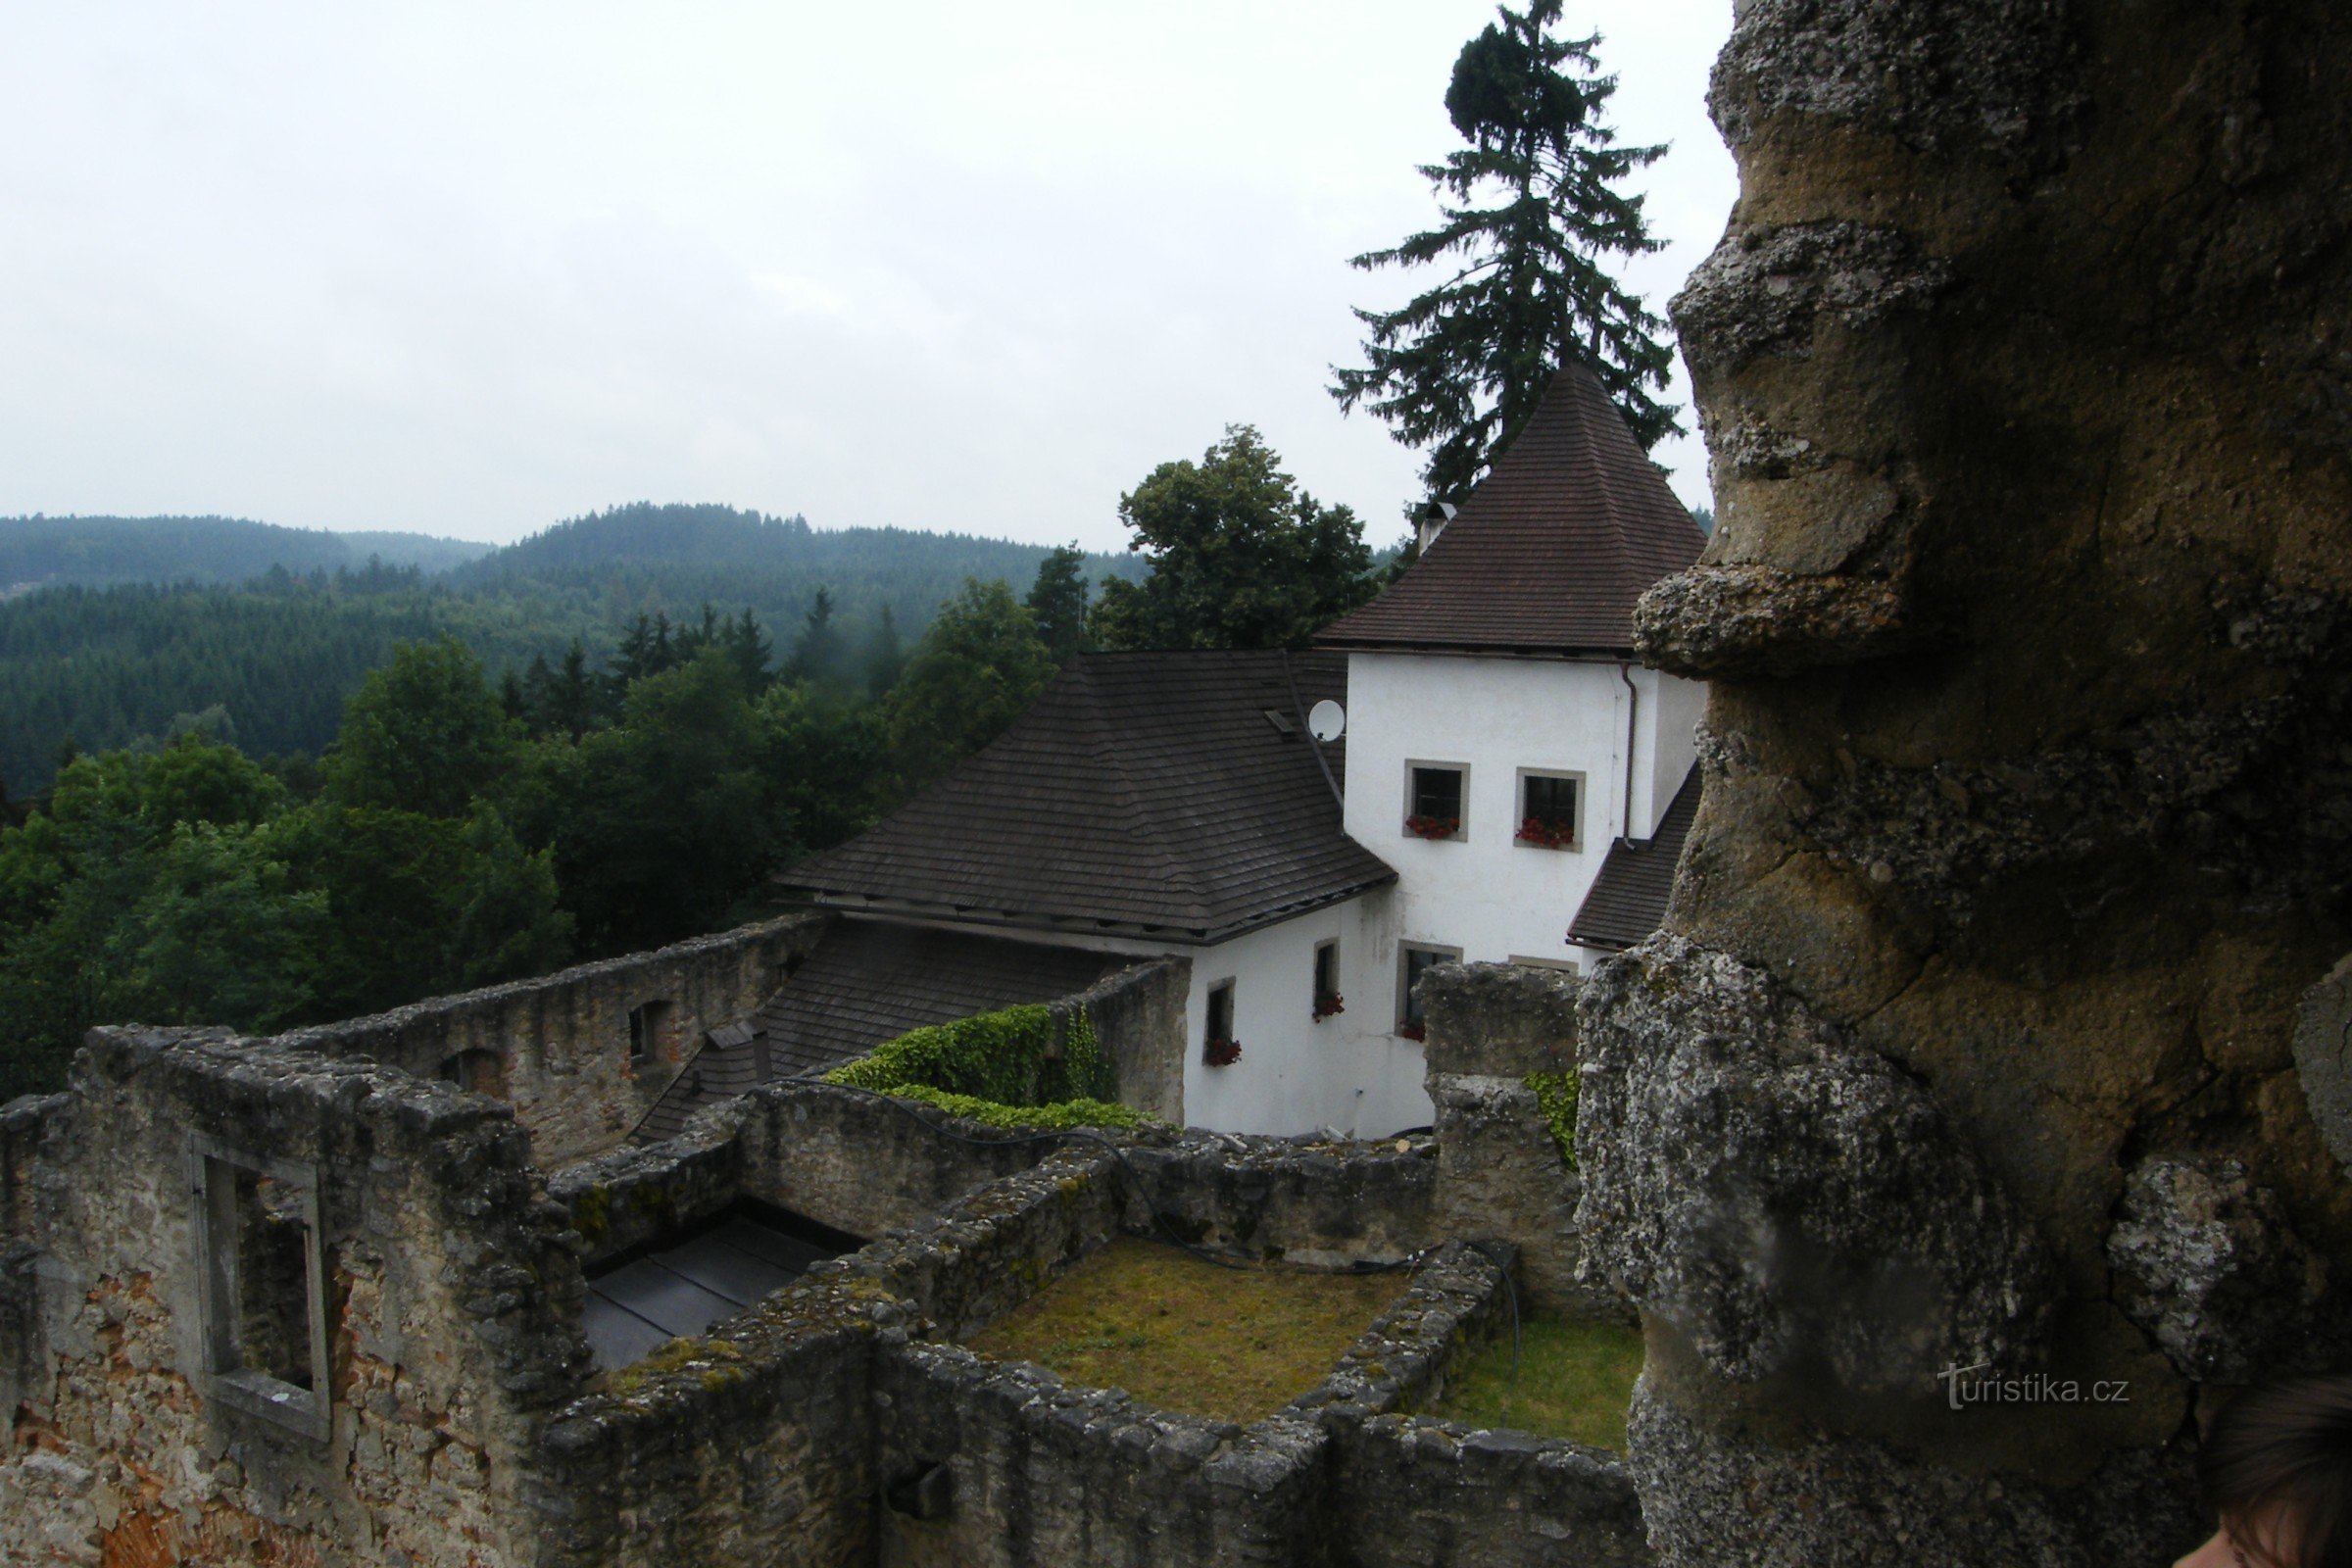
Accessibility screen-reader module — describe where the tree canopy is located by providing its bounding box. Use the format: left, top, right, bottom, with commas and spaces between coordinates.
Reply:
1087, 426, 1376, 653
1332, 0, 1677, 500
886, 578, 1057, 793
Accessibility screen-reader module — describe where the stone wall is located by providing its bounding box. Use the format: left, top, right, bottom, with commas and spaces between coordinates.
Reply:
0, 1027, 590, 1568
1072, 957, 1191, 1123
1418, 963, 1621, 1319
274, 912, 828, 1167
1330, 1416, 1648, 1568
1582, 3, 2352, 1562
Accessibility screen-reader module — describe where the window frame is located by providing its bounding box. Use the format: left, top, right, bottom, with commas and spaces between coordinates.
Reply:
1401, 760, 1470, 843
1202, 977, 1240, 1065
1311, 939, 1342, 1021
1506, 955, 1582, 976
627, 999, 673, 1068
188, 1134, 331, 1441
1396, 942, 1464, 1038
1513, 767, 1587, 852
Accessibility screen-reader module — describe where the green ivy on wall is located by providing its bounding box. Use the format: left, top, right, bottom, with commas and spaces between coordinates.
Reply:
825, 1002, 1142, 1130
1525, 1070, 1578, 1170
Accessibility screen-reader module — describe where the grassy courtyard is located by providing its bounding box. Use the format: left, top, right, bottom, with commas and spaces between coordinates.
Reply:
1432, 1313, 1644, 1449
964, 1238, 1406, 1424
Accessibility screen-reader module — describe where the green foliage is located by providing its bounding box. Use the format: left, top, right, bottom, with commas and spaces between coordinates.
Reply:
1087, 426, 1377, 652
884, 578, 1057, 793
1332, 0, 1678, 498
1526, 1069, 1578, 1169
1025, 544, 1093, 663
827, 1002, 1114, 1106
870, 1085, 1148, 1132
324, 638, 519, 818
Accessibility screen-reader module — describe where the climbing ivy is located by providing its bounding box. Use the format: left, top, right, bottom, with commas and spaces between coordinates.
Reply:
878, 1084, 1147, 1132
825, 1003, 1139, 1130
1525, 1071, 1578, 1170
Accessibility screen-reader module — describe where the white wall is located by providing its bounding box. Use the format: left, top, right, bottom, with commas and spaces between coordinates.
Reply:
1339, 652, 1699, 986
854, 896, 1434, 1139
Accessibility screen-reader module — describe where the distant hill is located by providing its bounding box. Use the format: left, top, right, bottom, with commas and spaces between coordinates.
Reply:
0, 514, 490, 592
0, 502, 1148, 795
455, 503, 1140, 629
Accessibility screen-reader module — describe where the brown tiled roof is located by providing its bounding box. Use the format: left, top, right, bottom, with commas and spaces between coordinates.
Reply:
1317, 364, 1705, 656
631, 919, 1129, 1143
1566, 767, 1701, 952
775, 651, 1396, 941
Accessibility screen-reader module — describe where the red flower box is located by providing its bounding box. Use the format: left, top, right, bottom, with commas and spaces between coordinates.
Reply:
1204, 1038, 1242, 1067
1515, 816, 1576, 850
1403, 814, 1459, 841
1396, 1020, 1427, 1042
1312, 992, 1345, 1021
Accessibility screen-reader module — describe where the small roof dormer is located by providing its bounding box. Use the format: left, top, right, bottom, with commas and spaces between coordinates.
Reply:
1318, 364, 1704, 658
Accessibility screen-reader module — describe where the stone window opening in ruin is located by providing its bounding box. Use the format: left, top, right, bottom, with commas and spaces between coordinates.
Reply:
628, 1000, 674, 1069
1515, 769, 1584, 852
1396, 943, 1462, 1041
188, 1136, 331, 1440
1312, 939, 1343, 1021
1404, 760, 1468, 841
1203, 977, 1239, 1065
439, 1047, 507, 1098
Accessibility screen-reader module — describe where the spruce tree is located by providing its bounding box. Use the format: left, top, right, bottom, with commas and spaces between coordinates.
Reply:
1332, 1, 1677, 499
1025, 545, 1092, 664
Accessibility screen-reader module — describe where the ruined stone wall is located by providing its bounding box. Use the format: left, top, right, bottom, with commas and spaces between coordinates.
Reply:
1418, 963, 1624, 1320
276, 912, 828, 1168
1072, 957, 1191, 1123
0, 1028, 590, 1568
1581, 3, 2352, 1563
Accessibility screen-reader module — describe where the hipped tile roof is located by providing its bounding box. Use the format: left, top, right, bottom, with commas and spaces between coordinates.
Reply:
776, 650, 1396, 941
631, 919, 1128, 1143
1317, 363, 1705, 656
1566, 766, 1701, 952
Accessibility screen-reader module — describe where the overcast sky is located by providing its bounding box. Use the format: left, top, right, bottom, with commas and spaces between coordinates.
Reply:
1, 2, 1737, 552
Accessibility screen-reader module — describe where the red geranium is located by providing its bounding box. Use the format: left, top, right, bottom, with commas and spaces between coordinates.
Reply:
1312, 992, 1345, 1021
1204, 1038, 1242, 1067
1404, 814, 1459, 841
1515, 816, 1575, 849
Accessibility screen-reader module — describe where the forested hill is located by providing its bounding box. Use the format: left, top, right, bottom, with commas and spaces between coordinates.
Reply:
0, 502, 1142, 796
0, 514, 488, 590
454, 503, 1136, 626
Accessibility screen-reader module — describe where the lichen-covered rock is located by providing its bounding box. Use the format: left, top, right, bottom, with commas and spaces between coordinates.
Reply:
1671, 221, 1952, 375
1708, 0, 2085, 166
1635, 564, 1914, 678
1624, 1375, 2197, 1568
2106, 1155, 2329, 1382
1575, 936, 2049, 1395
2295, 953, 2352, 1177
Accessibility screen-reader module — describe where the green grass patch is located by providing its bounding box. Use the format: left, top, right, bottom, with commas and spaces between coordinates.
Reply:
1433, 1314, 1643, 1449
964, 1238, 1405, 1425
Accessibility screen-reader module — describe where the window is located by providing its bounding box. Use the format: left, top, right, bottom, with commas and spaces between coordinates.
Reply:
1203, 979, 1239, 1066
191, 1137, 329, 1439
1516, 769, 1584, 851
1311, 941, 1343, 1021
440, 1049, 507, 1097
1396, 943, 1462, 1041
628, 1001, 673, 1067
1404, 762, 1468, 841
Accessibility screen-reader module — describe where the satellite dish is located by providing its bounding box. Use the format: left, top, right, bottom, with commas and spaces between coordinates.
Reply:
1306, 700, 1347, 742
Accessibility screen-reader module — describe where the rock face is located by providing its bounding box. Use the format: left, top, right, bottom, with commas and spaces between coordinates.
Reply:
1580, 2, 2352, 1562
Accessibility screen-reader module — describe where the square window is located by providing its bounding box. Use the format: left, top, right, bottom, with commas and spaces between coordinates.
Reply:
190, 1137, 330, 1440
1404, 762, 1467, 841
1516, 770, 1584, 851
1311, 941, 1343, 1021
1396, 943, 1462, 1040
1203, 979, 1240, 1066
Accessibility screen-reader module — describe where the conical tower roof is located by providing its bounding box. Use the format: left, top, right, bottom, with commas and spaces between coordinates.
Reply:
1318, 364, 1704, 656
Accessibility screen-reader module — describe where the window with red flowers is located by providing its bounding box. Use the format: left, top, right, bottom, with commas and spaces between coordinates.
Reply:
1403, 762, 1466, 841
1514, 770, 1583, 851
1311, 940, 1343, 1021
1203, 979, 1240, 1065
